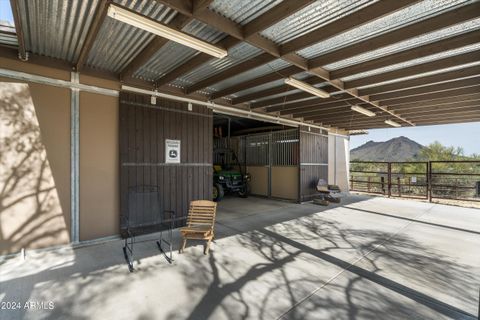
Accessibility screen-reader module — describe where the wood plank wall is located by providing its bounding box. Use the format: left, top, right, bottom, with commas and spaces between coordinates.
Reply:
300, 130, 329, 201
119, 93, 212, 235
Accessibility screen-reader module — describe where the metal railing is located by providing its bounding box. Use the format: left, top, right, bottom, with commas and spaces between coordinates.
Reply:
350, 161, 480, 202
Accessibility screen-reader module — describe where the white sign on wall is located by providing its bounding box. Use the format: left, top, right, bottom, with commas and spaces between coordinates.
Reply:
165, 139, 181, 163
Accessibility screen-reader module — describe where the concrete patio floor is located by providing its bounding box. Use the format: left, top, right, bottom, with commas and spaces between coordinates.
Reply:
1, 195, 479, 320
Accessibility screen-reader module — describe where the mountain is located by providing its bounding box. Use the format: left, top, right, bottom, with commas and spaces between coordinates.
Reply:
350, 136, 424, 161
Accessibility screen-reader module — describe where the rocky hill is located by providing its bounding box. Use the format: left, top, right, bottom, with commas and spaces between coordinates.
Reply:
350, 136, 424, 161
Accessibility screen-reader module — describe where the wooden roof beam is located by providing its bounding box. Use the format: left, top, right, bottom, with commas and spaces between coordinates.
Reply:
209, 65, 302, 100
345, 50, 480, 89
294, 104, 367, 119
243, 0, 316, 38
153, 0, 311, 89
75, 0, 111, 71
231, 75, 324, 105
370, 77, 480, 102
266, 94, 354, 113
329, 111, 480, 127
390, 93, 480, 109
184, 53, 276, 94
156, 0, 414, 126
280, 0, 419, 55
330, 30, 480, 80
120, 13, 193, 80
309, 2, 480, 69
359, 65, 480, 96
379, 86, 480, 106
250, 87, 342, 110
343, 116, 480, 129
305, 103, 480, 123
155, 37, 240, 87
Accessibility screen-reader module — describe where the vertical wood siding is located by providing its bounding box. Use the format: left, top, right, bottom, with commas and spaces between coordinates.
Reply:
119, 93, 212, 236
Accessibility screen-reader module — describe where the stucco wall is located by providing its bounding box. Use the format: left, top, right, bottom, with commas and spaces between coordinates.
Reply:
79, 92, 119, 241
0, 82, 71, 254
1, 56, 122, 253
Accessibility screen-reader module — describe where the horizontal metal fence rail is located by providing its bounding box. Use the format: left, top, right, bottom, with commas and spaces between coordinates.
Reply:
429, 161, 480, 202
350, 161, 480, 202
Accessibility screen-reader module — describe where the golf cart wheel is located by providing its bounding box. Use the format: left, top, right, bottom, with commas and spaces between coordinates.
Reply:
238, 184, 250, 198
213, 183, 224, 202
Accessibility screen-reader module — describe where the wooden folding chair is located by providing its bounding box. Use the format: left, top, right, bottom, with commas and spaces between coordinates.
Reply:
179, 200, 217, 255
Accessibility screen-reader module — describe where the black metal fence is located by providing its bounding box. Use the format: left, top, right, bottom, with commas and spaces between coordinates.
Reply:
350, 161, 480, 202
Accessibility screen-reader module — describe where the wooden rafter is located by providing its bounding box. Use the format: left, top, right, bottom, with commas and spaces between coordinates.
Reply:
156, 0, 414, 126
279, 0, 419, 55
155, 37, 240, 87
390, 93, 480, 109
330, 111, 480, 126
358, 65, 480, 96
369, 77, 480, 102
156, 0, 313, 92
120, 14, 193, 80
300, 99, 480, 121
209, 65, 302, 100
330, 30, 480, 80
309, 2, 480, 69
345, 50, 480, 89
243, 0, 315, 38
379, 86, 480, 106
306, 103, 480, 123
266, 93, 354, 113
185, 53, 276, 93
75, 0, 111, 71
231, 75, 324, 105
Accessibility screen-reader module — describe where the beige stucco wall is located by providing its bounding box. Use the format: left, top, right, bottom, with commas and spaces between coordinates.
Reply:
271, 166, 298, 200
0, 82, 71, 254
328, 134, 350, 192
1, 56, 122, 253
79, 92, 119, 241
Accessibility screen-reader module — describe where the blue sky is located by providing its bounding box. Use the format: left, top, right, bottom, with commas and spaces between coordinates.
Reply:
350, 121, 480, 156
0, 0, 14, 25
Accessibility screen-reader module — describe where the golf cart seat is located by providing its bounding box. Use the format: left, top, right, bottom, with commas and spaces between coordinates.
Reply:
313, 179, 341, 206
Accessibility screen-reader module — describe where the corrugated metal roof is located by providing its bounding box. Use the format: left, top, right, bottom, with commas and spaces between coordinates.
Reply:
17, 0, 99, 62
210, 59, 290, 92
325, 18, 480, 71
260, 0, 373, 45
341, 42, 480, 82
133, 19, 226, 81
169, 42, 263, 90
86, 0, 177, 73
298, 0, 469, 59
357, 61, 480, 89
208, 0, 283, 25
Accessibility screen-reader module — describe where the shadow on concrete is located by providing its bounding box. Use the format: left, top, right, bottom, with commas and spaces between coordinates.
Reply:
1, 195, 478, 320
166, 199, 478, 320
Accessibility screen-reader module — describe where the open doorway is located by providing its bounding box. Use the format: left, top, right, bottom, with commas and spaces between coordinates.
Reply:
212, 114, 301, 202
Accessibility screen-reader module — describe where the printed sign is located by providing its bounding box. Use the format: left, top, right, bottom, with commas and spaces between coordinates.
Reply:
165, 139, 180, 163
411, 176, 417, 183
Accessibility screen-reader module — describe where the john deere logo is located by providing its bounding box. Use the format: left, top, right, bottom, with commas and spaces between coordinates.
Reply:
169, 150, 178, 158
